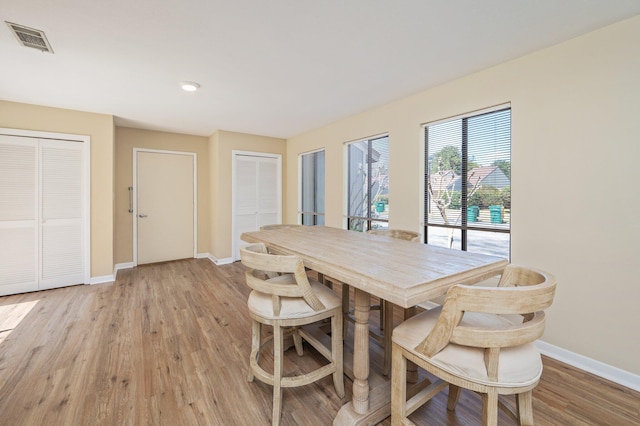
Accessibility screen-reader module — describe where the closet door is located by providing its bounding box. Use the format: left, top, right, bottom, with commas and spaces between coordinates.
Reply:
233, 155, 260, 261
257, 157, 279, 227
39, 140, 84, 289
0, 135, 85, 296
0, 136, 38, 296
232, 153, 281, 261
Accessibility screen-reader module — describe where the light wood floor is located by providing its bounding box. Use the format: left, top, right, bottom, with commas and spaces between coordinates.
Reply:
0, 259, 638, 425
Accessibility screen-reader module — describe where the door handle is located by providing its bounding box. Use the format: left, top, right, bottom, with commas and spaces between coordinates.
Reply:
138, 214, 148, 218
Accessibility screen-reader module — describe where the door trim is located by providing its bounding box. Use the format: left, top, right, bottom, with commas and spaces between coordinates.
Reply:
0, 127, 91, 285
132, 148, 197, 266
231, 150, 282, 261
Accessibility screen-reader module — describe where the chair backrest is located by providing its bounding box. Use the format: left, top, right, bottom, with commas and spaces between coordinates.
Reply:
415, 264, 556, 379
240, 243, 325, 315
367, 229, 420, 242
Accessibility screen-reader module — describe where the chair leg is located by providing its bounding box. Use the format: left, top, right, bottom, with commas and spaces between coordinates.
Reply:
481, 389, 499, 426
383, 300, 393, 376
331, 311, 345, 398
272, 324, 284, 426
248, 320, 261, 382
391, 343, 408, 426
292, 329, 304, 356
517, 391, 534, 426
403, 307, 419, 384
447, 384, 461, 411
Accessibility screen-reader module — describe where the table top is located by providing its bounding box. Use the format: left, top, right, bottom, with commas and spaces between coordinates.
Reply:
241, 226, 508, 308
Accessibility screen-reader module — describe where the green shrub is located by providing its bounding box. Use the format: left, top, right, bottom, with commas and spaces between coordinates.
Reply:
468, 186, 510, 208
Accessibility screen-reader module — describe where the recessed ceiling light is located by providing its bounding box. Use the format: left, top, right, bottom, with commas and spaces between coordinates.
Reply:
180, 81, 200, 92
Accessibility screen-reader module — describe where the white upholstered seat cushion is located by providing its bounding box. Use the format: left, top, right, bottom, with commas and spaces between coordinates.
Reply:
392, 307, 542, 388
248, 274, 342, 320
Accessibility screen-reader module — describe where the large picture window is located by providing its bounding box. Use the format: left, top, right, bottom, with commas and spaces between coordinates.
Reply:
300, 150, 325, 225
347, 135, 389, 231
424, 107, 511, 258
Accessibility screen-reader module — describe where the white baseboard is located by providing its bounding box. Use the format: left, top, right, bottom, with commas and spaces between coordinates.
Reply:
536, 340, 640, 392
90, 274, 115, 285
113, 262, 135, 279
199, 252, 234, 265
110, 256, 236, 280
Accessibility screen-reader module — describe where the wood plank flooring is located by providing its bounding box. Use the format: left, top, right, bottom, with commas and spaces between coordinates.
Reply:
0, 259, 637, 425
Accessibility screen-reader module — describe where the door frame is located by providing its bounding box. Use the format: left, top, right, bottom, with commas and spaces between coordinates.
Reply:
132, 148, 197, 266
231, 150, 282, 261
0, 127, 91, 285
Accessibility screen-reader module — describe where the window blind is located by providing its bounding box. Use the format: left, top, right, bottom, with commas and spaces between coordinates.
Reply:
425, 108, 511, 258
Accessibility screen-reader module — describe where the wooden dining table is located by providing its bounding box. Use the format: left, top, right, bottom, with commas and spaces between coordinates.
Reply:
241, 225, 508, 425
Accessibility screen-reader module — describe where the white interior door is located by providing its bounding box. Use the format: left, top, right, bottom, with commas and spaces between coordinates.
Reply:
232, 153, 281, 261
0, 134, 86, 296
136, 150, 195, 265
0, 136, 38, 295
39, 140, 85, 289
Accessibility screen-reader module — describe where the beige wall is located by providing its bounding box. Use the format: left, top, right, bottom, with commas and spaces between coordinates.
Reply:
209, 130, 286, 260
114, 127, 210, 264
0, 100, 115, 278
285, 16, 640, 374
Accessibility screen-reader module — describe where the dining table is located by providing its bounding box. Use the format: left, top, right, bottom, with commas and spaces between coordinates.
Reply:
241, 225, 508, 425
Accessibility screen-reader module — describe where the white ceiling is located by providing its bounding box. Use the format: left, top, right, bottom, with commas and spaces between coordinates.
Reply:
2, 1, 639, 139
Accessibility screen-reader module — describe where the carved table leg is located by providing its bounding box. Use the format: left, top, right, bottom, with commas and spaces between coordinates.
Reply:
351, 288, 371, 414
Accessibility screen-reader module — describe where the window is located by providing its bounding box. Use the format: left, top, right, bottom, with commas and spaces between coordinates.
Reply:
347, 135, 389, 231
300, 150, 325, 225
424, 107, 511, 258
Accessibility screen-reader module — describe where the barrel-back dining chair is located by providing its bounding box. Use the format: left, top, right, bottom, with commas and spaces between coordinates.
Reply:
391, 265, 556, 426
240, 242, 344, 426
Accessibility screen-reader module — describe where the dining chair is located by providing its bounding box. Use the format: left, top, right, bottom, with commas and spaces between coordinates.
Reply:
391, 265, 556, 426
342, 228, 421, 375
240, 243, 344, 426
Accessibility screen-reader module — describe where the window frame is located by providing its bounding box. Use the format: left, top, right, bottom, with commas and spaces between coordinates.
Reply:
423, 105, 511, 258
298, 149, 325, 226
346, 134, 389, 232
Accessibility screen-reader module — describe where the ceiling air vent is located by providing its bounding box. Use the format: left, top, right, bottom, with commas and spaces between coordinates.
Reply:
6, 22, 54, 53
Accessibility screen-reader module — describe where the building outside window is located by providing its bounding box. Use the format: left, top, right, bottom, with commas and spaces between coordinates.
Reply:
300, 150, 325, 225
347, 135, 389, 231
424, 107, 511, 258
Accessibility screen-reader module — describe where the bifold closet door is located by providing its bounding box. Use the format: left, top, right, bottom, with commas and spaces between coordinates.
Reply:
0, 136, 38, 295
39, 139, 84, 290
232, 154, 280, 261
0, 135, 85, 296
